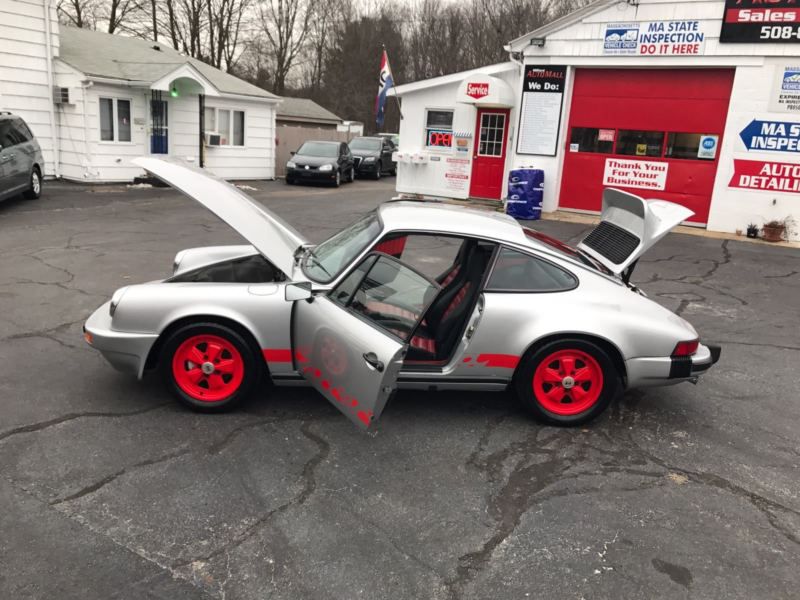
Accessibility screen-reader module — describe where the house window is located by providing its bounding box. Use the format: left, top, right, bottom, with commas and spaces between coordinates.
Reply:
425, 109, 453, 149
99, 97, 132, 142
204, 107, 245, 146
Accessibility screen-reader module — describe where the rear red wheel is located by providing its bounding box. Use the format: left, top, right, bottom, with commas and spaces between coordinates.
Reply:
515, 339, 620, 425
161, 323, 261, 411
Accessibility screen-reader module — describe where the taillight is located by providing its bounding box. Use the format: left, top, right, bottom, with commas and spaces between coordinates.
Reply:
672, 339, 699, 357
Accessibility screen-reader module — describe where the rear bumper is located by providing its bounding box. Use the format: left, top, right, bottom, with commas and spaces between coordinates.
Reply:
83, 302, 158, 379
625, 343, 721, 388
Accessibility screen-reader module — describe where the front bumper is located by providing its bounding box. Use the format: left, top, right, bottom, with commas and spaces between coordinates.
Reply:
83, 301, 158, 379
354, 160, 379, 174
286, 167, 337, 183
625, 343, 721, 388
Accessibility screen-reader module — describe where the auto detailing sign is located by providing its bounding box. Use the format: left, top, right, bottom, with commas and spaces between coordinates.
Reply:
466, 82, 489, 99
739, 119, 800, 153
603, 158, 668, 190
603, 20, 706, 55
720, 0, 800, 43
729, 159, 800, 193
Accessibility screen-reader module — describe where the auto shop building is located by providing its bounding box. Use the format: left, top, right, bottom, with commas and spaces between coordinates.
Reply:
391, 0, 800, 240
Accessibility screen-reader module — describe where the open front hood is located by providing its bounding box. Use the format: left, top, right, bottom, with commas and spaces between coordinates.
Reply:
578, 188, 694, 275
133, 157, 307, 277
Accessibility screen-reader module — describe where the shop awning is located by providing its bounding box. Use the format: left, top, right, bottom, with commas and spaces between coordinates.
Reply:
456, 74, 515, 108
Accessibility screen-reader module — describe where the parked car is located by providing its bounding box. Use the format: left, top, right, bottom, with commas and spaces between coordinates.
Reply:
0, 112, 44, 202
285, 140, 354, 187
86, 157, 721, 430
376, 132, 400, 147
348, 136, 397, 179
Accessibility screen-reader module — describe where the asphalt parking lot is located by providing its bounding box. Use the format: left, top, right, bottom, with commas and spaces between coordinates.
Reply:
1, 177, 798, 600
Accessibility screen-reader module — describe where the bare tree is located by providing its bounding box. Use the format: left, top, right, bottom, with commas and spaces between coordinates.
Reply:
257, 0, 313, 95
57, 0, 101, 28
205, 0, 252, 70
107, 0, 143, 33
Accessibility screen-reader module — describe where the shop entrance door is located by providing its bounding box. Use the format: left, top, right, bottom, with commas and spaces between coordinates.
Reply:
559, 69, 734, 225
469, 108, 510, 200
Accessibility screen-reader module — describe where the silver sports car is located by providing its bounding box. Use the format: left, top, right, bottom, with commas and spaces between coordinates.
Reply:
84, 157, 720, 429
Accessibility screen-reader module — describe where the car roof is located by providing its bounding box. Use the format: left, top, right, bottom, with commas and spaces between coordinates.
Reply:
302, 140, 339, 146
351, 136, 380, 140
378, 201, 531, 245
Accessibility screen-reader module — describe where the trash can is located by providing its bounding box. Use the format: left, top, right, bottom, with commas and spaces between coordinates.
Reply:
506, 168, 544, 220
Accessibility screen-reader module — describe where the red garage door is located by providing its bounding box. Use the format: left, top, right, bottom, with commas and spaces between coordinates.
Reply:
559, 69, 734, 224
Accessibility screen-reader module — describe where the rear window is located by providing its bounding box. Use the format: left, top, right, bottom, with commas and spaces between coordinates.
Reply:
488, 248, 577, 292
524, 228, 612, 275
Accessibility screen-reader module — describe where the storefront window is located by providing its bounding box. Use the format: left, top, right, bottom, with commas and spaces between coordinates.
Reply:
425, 109, 453, 149
665, 132, 715, 160
616, 130, 664, 157
569, 127, 614, 153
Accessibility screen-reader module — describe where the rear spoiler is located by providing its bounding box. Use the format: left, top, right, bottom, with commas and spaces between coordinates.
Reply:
577, 189, 693, 279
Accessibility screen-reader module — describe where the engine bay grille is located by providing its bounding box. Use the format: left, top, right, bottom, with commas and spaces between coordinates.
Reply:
582, 221, 640, 265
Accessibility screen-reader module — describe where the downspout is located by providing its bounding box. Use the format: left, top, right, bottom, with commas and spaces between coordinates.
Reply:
81, 80, 94, 178
43, 0, 60, 177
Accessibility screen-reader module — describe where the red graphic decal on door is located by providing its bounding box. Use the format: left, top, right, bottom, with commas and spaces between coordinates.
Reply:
262, 348, 292, 362
476, 353, 520, 369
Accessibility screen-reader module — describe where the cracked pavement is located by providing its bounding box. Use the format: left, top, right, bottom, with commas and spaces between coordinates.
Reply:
1, 179, 798, 599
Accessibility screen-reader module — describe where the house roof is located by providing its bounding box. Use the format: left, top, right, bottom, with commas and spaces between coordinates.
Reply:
391, 62, 517, 96
276, 97, 342, 124
505, 0, 617, 51
58, 27, 278, 100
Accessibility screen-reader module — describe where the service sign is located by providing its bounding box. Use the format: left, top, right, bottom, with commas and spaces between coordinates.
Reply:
603, 20, 706, 55
720, 0, 800, 43
466, 82, 489, 99
603, 158, 669, 190
770, 64, 800, 113
729, 159, 800, 193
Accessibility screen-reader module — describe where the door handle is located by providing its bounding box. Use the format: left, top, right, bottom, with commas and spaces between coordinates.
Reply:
363, 352, 384, 373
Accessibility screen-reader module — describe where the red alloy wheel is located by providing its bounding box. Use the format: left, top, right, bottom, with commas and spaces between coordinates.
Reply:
171, 334, 245, 402
532, 349, 604, 416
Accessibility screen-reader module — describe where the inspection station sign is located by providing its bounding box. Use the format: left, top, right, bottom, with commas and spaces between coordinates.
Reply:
603, 158, 669, 190
739, 119, 800, 153
770, 65, 800, 113
720, 0, 800, 43
729, 159, 800, 193
603, 20, 707, 55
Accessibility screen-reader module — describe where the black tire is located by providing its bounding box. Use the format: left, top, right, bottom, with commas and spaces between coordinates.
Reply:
390, 165, 397, 176
285, 177, 294, 185
23, 167, 42, 200
160, 322, 262, 413
333, 170, 341, 187
346, 167, 355, 183
514, 338, 620, 426
373, 163, 382, 180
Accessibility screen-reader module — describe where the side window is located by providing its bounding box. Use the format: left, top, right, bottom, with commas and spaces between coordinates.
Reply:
0, 121, 23, 147
665, 132, 717, 161
331, 255, 439, 341
374, 234, 465, 281
12, 119, 33, 142
487, 247, 577, 292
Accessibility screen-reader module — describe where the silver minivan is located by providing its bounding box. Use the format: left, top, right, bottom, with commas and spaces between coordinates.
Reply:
0, 112, 44, 202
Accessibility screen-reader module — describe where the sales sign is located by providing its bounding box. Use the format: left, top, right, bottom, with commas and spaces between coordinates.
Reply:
603, 20, 706, 55
729, 159, 800, 193
739, 119, 800, 153
603, 158, 668, 191
720, 0, 800, 43
517, 65, 566, 156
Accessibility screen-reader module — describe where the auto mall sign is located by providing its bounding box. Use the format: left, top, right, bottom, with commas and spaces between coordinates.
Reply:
466, 82, 489, 99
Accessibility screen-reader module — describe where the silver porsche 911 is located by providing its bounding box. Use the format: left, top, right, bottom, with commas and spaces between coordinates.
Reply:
84, 157, 720, 429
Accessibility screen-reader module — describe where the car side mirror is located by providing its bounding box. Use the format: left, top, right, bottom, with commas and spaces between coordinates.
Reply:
290, 151, 296, 156
285, 281, 312, 302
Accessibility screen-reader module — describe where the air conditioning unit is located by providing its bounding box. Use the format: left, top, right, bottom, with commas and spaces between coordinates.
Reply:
204, 132, 221, 146
52, 86, 71, 104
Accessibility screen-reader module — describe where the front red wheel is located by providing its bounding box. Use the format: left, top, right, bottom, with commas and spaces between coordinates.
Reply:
161, 323, 261, 412
515, 339, 620, 425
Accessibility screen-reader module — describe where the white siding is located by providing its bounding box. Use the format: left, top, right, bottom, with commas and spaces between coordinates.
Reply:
0, 0, 59, 175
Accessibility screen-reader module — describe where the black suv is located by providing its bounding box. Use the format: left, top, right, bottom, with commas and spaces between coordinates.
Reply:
348, 136, 396, 179
0, 113, 44, 202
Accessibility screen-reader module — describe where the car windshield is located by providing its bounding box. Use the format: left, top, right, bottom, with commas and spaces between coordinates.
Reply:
349, 138, 381, 151
302, 212, 383, 283
297, 142, 338, 158
523, 228, 612, 275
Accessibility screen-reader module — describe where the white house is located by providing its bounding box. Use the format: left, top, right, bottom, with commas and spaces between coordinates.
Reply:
0, 0, 279, 182
392, 0, 800, 241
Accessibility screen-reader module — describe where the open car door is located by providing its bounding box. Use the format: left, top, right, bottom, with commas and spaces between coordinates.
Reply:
577, 188, 694, 276
292, 253, 440, 430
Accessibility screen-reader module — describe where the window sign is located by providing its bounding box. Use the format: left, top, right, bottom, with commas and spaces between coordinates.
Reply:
697, 135, 719, 159
770, 64, 800, 113
720, 0, 800, 44
427, 129, 453, 148
517, 65, 566, 156
425, 110, 453, 149
598, 129, 615, 142
603, 158, 669, 191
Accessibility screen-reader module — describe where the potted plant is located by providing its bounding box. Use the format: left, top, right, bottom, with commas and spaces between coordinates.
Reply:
746, 223, 759, 239
761, 217, 795, 243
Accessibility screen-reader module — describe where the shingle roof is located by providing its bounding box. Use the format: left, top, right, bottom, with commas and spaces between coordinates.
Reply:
276, 97, 342, 124
58, 26, 277, 100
